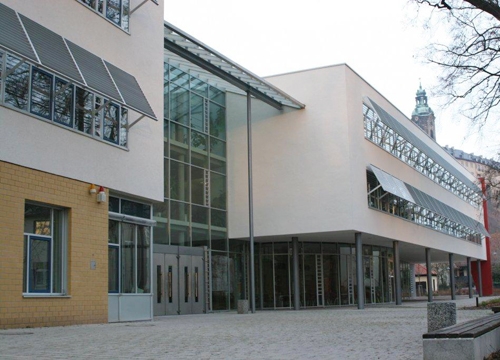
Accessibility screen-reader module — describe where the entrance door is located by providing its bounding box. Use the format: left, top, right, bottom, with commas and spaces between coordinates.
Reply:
153, 253, 205, 315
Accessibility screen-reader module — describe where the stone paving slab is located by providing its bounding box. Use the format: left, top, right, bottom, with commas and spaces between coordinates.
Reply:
0, 297, 493, 360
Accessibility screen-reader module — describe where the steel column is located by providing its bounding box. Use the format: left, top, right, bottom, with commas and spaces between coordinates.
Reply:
355, 233, 364, 310
467, 257, 473, 298
426, 248, 433, 302
247, 91, 256, 314
292, 237, 300, 310
449, 253, 455, 300
393, 241, 402, 305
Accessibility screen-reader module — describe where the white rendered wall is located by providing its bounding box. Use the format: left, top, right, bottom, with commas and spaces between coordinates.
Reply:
227, 64, 486, 261
0, 0, 164, 202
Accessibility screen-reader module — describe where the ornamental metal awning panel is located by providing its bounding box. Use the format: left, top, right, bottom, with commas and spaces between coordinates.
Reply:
19, 15, 84, 84
0, 3, 38, 62
163, 21, 305, 111
104, 61, 156, 119
405, 184, 489, 237
66, 41, 123, 102
369, 165, 415, 203
367, 98, 480, 193
0, 3, 157, 121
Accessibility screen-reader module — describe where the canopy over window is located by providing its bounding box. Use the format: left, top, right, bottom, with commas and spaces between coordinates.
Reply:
369, 165, 489, 237
0, 3, 156, 120
367, 98, 478, 193
164, 21, 305, 111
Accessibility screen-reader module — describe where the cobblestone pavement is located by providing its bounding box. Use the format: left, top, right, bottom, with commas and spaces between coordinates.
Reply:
0, 297, 493, 360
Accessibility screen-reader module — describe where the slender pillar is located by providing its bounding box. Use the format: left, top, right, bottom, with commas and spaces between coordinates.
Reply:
292, 237, 300, 310
355, 233, 364, 309
467, 257, 473, 298
409, 263, 416, 299
246, 91, 256, 313
393, 241, 402, 305
449, 253, 455, 300
477, 260, 483, 297
426, 248, 433, 302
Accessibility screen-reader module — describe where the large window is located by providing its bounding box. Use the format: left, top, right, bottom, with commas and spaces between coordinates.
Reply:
23, 203, 68, 294
366, 170, 483, 243
77, 0, 130, 32
0, 49, 128, 147
108, 197, 153, 294
363, 103, 481, 206
154, 64, 227, 248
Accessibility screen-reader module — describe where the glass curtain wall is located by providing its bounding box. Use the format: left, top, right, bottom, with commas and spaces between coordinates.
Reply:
256, 242, 396, 309
155, 62, 244, 310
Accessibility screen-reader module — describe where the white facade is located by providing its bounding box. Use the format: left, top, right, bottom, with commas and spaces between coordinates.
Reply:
227, 64, 486, 263
0, 0, 164, 202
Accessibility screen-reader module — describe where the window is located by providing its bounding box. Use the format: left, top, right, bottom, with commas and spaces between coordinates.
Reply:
77, 0, 130, 32
23, 203, 67, 294
155, 64, 228, 247
4, 55, 30, 110
30, 68, 53, 120
108, 197, 152, 294
1, 52, 129, 147
54, 79, 74, 127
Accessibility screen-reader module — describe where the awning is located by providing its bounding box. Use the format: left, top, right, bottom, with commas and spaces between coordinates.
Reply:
366, 98, 479, 193
369, 165, 489, 237
369, 165, 414, 203
0, 3, 156, 120
163, 21, 305, 111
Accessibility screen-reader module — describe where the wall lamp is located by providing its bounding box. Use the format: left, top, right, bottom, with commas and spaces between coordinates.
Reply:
89, 184, 107, 203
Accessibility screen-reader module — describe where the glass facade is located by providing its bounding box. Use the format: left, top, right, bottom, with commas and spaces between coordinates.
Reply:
256, 242, 396, 309
363, 103, 481, 206
366, 171, 483, 243
156, 63, 245, 310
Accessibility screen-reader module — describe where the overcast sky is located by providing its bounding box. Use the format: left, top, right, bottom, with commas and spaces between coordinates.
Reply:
164, 0, 499, 159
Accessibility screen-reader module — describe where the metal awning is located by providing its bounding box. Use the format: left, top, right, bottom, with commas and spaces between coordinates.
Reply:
366, 98, 479, 193
369, 165, 489, 237
369, 165, 415, 203
163, 21, 305, 111
0, 3, 156, 120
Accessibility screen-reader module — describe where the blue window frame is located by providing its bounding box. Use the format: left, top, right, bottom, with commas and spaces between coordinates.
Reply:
26, 235, 51, 293
23, 203, 67, 295
0, 52, 129, 147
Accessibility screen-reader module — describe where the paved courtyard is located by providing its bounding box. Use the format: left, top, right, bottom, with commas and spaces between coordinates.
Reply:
0, 297, 494, 359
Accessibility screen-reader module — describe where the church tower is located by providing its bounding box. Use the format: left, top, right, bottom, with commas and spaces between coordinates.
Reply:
412, 84, 436, 140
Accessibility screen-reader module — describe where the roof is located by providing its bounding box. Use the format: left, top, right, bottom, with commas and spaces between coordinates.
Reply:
163, 21, 305, 111
415, 264, 437, 276
444, 146, 500, 170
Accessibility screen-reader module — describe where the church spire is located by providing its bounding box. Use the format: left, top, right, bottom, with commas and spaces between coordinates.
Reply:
411, 82, 436, 140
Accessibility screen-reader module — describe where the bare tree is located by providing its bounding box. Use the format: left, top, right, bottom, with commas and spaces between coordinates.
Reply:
412, 1, 500, 128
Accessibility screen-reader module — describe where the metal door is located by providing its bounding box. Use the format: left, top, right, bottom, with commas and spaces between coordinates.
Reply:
154, 252, 204, 316
153, 254, 179, 315
179, 254, 204, 314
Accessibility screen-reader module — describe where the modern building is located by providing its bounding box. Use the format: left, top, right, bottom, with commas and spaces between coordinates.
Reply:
158, 24, 488, 313
0, 1, 490, 329
0, 0, 164, 328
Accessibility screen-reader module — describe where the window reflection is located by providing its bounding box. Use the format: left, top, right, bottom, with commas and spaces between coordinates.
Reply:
4, 55, 30, 110
75, 88, 93, 134
54, 79, 73, 127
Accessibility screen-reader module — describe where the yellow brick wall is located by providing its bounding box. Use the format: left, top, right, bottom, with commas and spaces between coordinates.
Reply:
0, 161, 109, 329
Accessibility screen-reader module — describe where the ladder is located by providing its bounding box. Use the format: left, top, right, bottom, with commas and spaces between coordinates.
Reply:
315, 255, 324, 306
